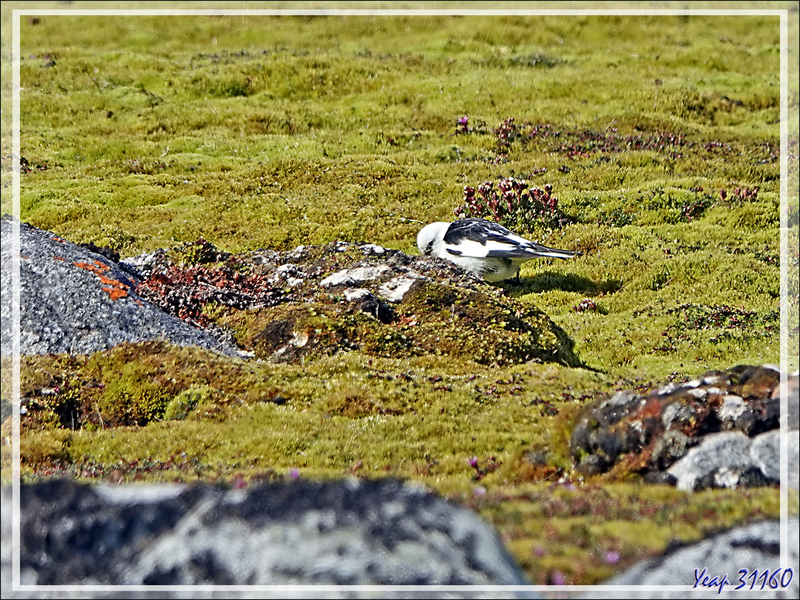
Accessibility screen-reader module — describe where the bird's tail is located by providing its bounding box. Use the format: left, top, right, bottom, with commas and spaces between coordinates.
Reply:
537, 248, 577, 260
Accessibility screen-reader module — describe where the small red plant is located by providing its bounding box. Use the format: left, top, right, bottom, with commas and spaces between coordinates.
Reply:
455, 177, 572, 233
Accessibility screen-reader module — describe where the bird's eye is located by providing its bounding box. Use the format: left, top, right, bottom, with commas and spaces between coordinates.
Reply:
425, 241, 434, 255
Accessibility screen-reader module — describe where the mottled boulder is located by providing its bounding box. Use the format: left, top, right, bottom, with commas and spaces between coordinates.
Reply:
0, 217, 239, 357
1, 479, 531, 597
580, 518, 798, 599
570, 365, 798, 489
125, 237, 580, 367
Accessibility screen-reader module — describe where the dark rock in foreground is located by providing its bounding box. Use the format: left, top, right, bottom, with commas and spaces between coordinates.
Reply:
1, 217, 240, 357
570, 365, 799, 490
2, 479, 531, 595
3, 478, 795, 599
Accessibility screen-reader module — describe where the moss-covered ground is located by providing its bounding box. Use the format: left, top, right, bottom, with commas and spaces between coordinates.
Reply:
1, 1, 798, 586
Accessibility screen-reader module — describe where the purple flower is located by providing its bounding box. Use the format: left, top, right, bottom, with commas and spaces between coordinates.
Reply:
288, 468, 300, 480
550, 570, 566, 585
605, 551, 620, 564
458, 116, 469, 125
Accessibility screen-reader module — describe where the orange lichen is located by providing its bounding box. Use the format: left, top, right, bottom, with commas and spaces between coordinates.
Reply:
100, 276, 130, 300
634, 397, 664, 421
74, 261, 101, 273
74, 260, 129, 300
102, 286, 129, 300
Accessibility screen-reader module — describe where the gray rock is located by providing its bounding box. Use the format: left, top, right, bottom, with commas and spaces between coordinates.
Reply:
579, 518, 799, 599
750, 429, 800, 489
667, 431, 754, 491
343, 288, 374, 302
1, 217, 240, 357
787, 430, 800, 489
718, 394, 747, 424
667, 430, 798, 491
269, 263, 306, 288
751, 429, 781, 481
1, 479, 533, 598
360, 244, 385, 255
377, 275, 419, 303
243, 239, 576, 367
320, 265, 391, 288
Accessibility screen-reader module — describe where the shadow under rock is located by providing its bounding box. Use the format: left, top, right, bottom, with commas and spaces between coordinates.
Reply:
548, 319, 605, 373
499, 272, 612, 374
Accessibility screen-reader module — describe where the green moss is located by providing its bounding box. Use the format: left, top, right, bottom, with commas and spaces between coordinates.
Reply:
469, 482, 783, 585
165, 385, 216, 420
96, 362, 173, 426
19, 430, 74, 470
214, 277, 578, 367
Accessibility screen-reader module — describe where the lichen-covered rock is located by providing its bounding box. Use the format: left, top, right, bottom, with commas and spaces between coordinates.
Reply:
2, 478, 531, 592
0, 217, 240, 357
570, 365, 798, 490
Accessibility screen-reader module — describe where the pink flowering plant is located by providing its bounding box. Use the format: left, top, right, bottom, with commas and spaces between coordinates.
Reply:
455, 177, 574, 233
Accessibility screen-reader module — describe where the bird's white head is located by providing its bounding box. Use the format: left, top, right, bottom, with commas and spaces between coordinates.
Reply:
416, 222, 449, 256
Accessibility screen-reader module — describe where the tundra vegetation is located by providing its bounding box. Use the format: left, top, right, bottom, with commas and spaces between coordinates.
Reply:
1, 4, 798, 585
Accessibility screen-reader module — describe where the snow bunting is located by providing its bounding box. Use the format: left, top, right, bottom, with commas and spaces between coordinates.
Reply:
417, 218, 576, 282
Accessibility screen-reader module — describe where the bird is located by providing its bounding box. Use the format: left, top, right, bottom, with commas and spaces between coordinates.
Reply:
416, 218, 577, 282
